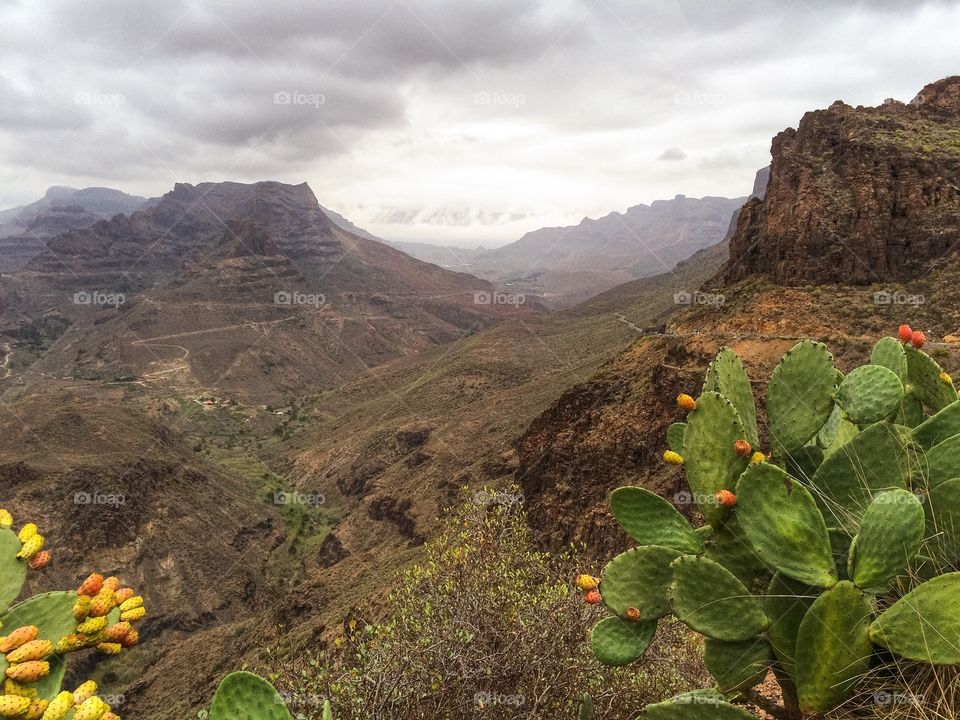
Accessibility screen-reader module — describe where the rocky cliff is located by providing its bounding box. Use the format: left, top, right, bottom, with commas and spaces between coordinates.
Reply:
722, 76, 960, 286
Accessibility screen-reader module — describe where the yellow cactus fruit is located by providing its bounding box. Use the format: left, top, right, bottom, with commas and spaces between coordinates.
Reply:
72, 696, 107, 720
5, 640, 52, 664
24, 699, 48, 720
119, 607, 145, 623
663, 450, 684, 466
575, 574, 599, 591
101, 714, 121, 720
27, 552, 51, 571
41, 692, 74, 720
0, 510, 11, 529
5, 661, 50, 683
3, 679, 36, 699
96, 643, 121, 655
0, 627, 39, 654
88, 590, 115, 619
0, 694, 31, 718
103, 623, 131, 644
72, 682, 96, 705
113, 588, 134, 604
750, 451, 766, 464
118, 596, 142, 613
941, 371, 954, 385
676, 393, 696, 412
73, 596, 92, 622
55, 635, 86, 655
77, 574, 104, 598
16, 535, 44, 561
16, 524, 37, 544
119, 628, 138, 649
76, 617, 108, 635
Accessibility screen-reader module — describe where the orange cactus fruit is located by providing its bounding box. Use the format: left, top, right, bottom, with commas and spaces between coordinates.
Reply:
27, 552, 51, 571
5, 661, 50, 683
102, 577, 121, 593
676, 393, 696, 412
575, 575, 599, 592
119, 628, 139, 648
102, 713, 122, 720
103, 623, 132, 644
77, 574, 104, 598
88, 590, 115, 618
114, 588, 135, 604
625, 607, 641, 621
5, 640, 52, 664
0, 627, 39, 654
584, 590, 602, 605
733, 439, 752, 457
715, 490, 737, 508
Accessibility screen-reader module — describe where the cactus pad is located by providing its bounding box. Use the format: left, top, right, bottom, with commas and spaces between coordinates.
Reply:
0, 528, 26, 613
871, 336, 908, 380
913, 399, 960, 449
667, 422, 686, 454
736, 462, 836, 587
590, 616, 657, 666
835, 365, 903, 425
766, 340, 837, 454
610, 487, 703, 554
209, 671, 293, 720
869, 572, 960, 663
703, 348, 759, 447
669, 555, 767, 641
905, 345, 957, 412
850, 489, 924, 592
923, 434, 960, 489
643, 691, 758, 719
703, 636, 773, 695
0, 592, 76, 701
600, 546, 682, 620
682, 392, 750, 528
926, 478, 960, 565
764, 573, 817, 675
896, 387, 925, 428
703, 516, 767, 587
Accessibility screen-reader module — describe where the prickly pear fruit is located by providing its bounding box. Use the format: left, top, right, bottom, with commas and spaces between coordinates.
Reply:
118, 596, 142, 613
72, 696, 107, 720
72, 682, 96, 705
576, 575, 599, 591
119, 607, 145, 623
27, 552, 51, 571
750, 451, 766, 464
41, 691, 75, 720
54, 635, 86, 654
714, 490, 737, 508
16, 524, 37, 543
0, 627, 38, 654
5, 640, 52, 664
119, 628, 138, 648
102, 577, 121, 592
77, 574, 104, 598
733, 440, 752, 457
0, 694, 31, 718
663, 450, 684, 466
16, 535, 43, 560
899, 324, 913, 343
89, 590, 115, 618
0, 510, 11, 529
5, 661, 50, 683
677, 394, 696, 412
77, 617, 108, 635
941, 371, 954, 385
625, 607, 641, 621
103, 623, 132, 643
96, 643, 121, 655
113, 588, 134, 604
585, 590, 602, 605
912, 331, 926, 349
24, 699, 47, 720
3, 679, 36, 699
73, 596, 92, 622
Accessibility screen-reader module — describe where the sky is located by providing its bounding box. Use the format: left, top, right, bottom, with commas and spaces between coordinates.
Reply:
0, 0, 958, 248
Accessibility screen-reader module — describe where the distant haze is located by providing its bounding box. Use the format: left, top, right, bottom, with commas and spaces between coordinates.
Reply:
0, 0, 958, 246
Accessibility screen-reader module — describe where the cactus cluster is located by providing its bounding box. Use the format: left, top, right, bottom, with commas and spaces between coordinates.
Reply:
585, 332, 960, 718
203, 672, 333, 720
0, 510, 146, 719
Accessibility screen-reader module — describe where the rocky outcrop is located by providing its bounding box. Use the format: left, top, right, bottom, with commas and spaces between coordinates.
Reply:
721, 77, 960, 286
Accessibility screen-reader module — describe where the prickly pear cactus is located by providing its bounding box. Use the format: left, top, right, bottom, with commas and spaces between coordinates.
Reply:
578, 332, 960, 719
208, 672, 294, 720
0, 509, 147, 718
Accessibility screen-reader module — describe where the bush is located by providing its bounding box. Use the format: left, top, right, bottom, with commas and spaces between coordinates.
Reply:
271, 488, 707, 719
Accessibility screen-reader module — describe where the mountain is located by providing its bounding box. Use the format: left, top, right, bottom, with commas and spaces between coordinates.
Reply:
318, 204, 385, 243
722, 76, 960, 285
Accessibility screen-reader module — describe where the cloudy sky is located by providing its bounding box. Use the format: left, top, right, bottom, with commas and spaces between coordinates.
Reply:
0, 0, 958, 247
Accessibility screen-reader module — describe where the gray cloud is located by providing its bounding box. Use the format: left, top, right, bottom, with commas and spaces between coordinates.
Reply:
658, 147, 687, 162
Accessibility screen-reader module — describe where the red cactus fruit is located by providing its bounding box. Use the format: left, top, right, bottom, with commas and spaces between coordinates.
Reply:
898, 324, 913, 343
911, 330, 926, 349
715, 490, 737, 508
77, 573, 104, 597
28, 551, 51, 571
625, 607, 641, 621
584, 590, 602, 605
733, 439, 752, 457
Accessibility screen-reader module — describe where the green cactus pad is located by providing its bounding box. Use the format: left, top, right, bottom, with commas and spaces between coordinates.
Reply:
835, 365, 904, 425
816, 403, 843, 449
736, 462, 836, 587
0, 591, 77, 701
871, 336, 908, 381
0, 528, 27, 613
905, 345, 957, 412
784, 445, 824, 481
682, 392, 750, 528
809, 422, 913, 528
830, 529, 854, 582
795, 581, 873, 714
923, 434, 960, 489
764, 573, 817, 675
896, 387, 925, 428
926, 478, 960, 565
703, 348, 759, 448
703, 636, 773, 695
869, 572, 960, 663
669, 555, 767, 641
323, 700, 333, 720
823, 418, 859, 458
644, 690, 758, 719
850, 489, 924, 592
703, 515, 768, 588
589, 615, 658, 666
610, 487, 703, 554
600, 546, 683, 620
913, 399, 960, 449
667, 423, 686, 454
210, 671, 293, 720
766, 340, 837, 454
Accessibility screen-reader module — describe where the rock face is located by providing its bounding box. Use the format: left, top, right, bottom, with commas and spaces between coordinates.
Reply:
722, 77, 960, 286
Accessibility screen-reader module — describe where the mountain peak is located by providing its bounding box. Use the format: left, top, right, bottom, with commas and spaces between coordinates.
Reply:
911, 75, 960, 113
